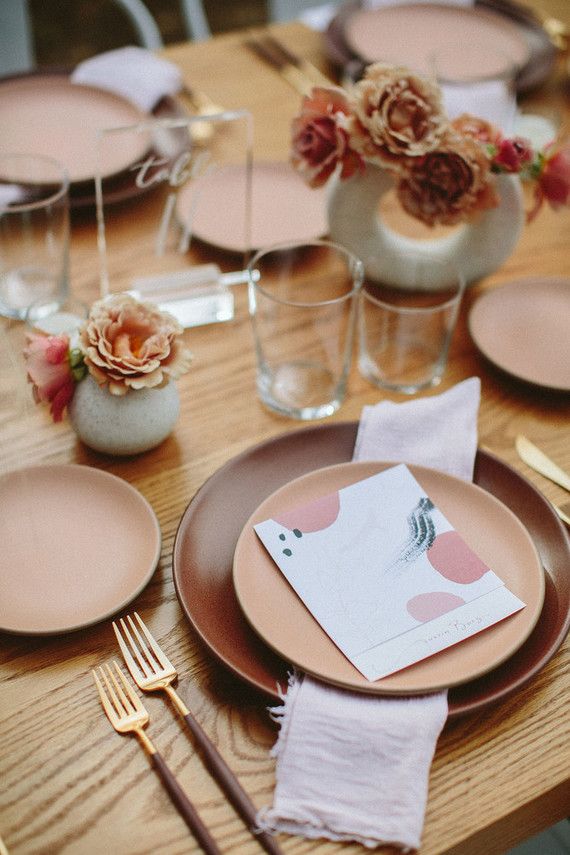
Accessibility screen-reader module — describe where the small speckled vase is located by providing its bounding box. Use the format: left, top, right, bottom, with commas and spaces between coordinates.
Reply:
68, 374, 180, 456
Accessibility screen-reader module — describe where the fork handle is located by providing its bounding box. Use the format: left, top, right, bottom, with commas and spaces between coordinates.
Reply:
151, 752, 221, 855
183, 713, 283, 855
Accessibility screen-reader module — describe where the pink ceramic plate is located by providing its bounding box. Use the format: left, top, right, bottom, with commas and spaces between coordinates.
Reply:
469, 277, 570, 392
343, 3, 529, 77
233, 461, 544, 695
0, 465, 161, 635
176, 161, 328, 253
0, 74, 150, 183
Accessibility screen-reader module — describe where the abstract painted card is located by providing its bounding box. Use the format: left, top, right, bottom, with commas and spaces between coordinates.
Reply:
254, 464, 525, 680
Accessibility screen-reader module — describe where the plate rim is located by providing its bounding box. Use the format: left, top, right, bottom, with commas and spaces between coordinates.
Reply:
0, 463, 161, 635
233, 459, 545, 695
172, 422, 570, 717
468, 276, 570, 392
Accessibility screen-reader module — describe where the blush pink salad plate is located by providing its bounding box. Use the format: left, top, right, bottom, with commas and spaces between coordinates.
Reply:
173, 423, 570, 719
0, 71, 186, 208
0, 465, 161, 635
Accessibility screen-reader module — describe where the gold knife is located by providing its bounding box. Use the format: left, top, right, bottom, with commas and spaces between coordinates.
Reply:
515, 435, 570, 492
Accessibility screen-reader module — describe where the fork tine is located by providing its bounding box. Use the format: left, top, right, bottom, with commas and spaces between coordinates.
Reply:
101, 664, 127, 718
109, 662, 138, 714
113, 618, 151, 680
133, 612, 173, 671
127, 614, 161, 672
92, 668, 119, 726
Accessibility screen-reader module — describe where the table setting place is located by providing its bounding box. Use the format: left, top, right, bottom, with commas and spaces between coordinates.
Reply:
1, 4, 570, 854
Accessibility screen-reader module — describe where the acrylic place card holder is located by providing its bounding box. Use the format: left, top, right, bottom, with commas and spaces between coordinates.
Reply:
95, 110, 253, 327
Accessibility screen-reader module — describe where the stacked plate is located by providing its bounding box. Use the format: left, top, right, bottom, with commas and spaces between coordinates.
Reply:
0, 71, 186, 208
172, 422, 570, 718
324, 0, 557, 91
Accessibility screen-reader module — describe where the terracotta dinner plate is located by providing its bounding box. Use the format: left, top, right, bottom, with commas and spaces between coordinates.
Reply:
176, 161, 328, 253
172, 423, 570, 718
324, 0, 555, 92
233, 461, 544, 695
0, 465, 161, 635
469, 277, 570, 392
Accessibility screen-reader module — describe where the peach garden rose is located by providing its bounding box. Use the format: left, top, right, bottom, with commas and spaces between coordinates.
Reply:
80, 294, 192, 396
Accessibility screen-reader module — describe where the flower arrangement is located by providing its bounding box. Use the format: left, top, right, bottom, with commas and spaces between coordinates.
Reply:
24, 294, 192, 423
291, 62, 570, 227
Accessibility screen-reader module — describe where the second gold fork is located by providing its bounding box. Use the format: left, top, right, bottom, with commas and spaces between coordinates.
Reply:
113, 613, 283, 855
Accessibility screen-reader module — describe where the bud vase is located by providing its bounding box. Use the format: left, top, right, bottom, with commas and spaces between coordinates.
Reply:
327, 164, 525, 291
68, 374, 180, 455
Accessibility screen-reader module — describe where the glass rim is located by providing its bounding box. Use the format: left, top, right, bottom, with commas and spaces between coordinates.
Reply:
247, 239, 365, 308
0, 153, 69, 212
361, 278, 465, 315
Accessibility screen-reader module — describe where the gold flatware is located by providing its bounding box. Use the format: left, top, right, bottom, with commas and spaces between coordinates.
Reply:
113, 613, 283, 855
515, 435, 570, 525
515, 435, 570, 492
260, 34, 332, 88
180, 85, 226, 144
244, 36, 315, 96
92, 662, 221, 855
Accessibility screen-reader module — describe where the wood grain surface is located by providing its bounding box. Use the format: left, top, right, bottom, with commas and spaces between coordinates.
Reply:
1, 13, 570, 855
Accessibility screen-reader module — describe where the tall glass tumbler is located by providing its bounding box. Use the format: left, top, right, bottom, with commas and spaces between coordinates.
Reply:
248, 240, 364, 420
0, 154, 69, 320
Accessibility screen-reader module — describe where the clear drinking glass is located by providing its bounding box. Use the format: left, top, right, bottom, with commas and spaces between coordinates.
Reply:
248, 240, 364, 420
358, 255, 465, 394
0, 154, 69, 320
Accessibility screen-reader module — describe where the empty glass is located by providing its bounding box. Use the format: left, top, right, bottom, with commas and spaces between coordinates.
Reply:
248, 240, 364, 419
358, 255, 465, 394
0, 154, 69, 320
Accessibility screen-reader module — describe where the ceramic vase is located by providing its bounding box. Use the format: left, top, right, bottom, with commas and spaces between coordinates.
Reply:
68, 374, 180, 455
327, 164, 525, 291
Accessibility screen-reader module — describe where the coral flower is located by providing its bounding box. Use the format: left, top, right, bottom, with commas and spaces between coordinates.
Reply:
539, 142, 570, 209
23, 333, 76, 422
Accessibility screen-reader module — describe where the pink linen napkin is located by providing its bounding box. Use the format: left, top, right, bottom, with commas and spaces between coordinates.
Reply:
257, 377, 481, 850
71, 46, 182, 112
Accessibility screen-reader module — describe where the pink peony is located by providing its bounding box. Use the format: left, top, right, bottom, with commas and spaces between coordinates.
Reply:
348, 63, 446, 168
24, 333, 76, 422
451, 113, 501, 146
396, 132, 498, 227
291, 86, 364, 188
80, 294, 192, 396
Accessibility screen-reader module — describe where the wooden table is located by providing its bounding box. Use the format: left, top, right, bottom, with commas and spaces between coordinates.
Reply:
1, 17, 570, 855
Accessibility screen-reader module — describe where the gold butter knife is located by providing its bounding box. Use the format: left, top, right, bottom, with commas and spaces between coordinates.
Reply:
515, 435, 570, 493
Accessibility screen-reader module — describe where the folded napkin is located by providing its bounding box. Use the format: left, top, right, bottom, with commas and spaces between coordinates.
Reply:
258, 377, 481, 850
71, 46, 183, 113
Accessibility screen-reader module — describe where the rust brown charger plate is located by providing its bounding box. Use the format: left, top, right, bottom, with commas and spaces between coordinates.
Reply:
172, 423, 570, 718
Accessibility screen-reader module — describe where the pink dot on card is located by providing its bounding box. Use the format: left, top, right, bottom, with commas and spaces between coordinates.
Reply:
273, 491, 341, 533
427, 531, 490, 584
407, 592, 466, 622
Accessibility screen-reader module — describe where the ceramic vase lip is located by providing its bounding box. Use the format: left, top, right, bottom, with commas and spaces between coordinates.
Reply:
326, 163, 525, 291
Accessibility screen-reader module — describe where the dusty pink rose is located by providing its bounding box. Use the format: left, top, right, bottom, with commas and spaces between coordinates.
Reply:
291, 86, 364, 188
348, 63, 446, 168
80, 294, 192, 396
492, 137, 534, 173
538, 142, 570, 208
24, 333, 76, 422
396, 132, 498, 226
451, 113, 501, 146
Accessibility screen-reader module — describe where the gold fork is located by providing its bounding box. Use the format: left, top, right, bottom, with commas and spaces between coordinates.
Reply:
113, 613, 283, 855
92, 662, 221, 855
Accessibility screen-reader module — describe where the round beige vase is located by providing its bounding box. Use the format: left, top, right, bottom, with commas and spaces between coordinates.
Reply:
327, 165, 525, 291
68, 375, 180, 456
